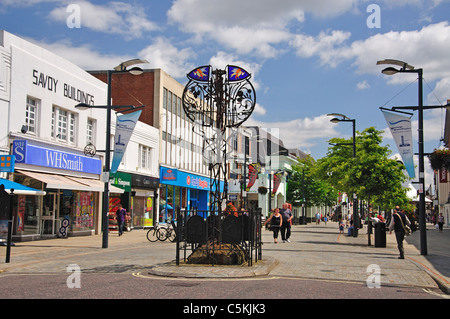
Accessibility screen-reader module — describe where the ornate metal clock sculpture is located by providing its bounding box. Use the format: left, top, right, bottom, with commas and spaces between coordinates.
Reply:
182, 65, 256, 213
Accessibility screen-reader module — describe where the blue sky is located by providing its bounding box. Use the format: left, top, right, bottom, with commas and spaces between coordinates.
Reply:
2, 0, 450, 185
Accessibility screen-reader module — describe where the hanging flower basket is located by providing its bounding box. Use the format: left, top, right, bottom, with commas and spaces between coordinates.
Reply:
258, 186, 268, 194
428, 148, 450, 171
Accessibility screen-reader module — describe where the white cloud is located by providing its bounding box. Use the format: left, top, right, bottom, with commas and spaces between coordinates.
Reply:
292, 22, 450, 109
341, 22, 450, 82
25, 33, 194, 77
24, 38, 133, 70
167, 0, 359, 59
0, 0, 57, 6
356, 80, 370, 90
427, 77, 450, 105
209, 51, 261, 75
138, 37, 196, 79
290, 30, 351, 67
287, 21, 450, 86
209, 51, 262, 90
49, 1, 159, 39
253, 103, 267, 116
246, 114, 339, 150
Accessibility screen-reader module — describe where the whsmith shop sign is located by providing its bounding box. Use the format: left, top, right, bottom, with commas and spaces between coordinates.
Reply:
12, 140, 101, 174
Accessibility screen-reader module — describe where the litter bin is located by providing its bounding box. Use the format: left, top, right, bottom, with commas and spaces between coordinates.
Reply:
299, 216, 307, 225
374, 222, 386, 248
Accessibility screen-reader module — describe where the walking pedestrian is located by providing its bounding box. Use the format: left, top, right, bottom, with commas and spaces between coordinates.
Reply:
115, 203, 128, 236
438, 213, 444, 232
388, 206, 411, 259
264, 208, 282, 243
280, 203, 293, 242
339, 218, 345, 234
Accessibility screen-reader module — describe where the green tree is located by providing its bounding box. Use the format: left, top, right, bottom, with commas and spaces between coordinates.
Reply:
315, 127, 410, 209
287, 155, 338, 209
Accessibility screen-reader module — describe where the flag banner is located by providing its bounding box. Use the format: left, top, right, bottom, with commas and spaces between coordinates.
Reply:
111, 110, 142, 174
246, 163, 261, 191
440, 168, 448, 183
382, 110, 415, 178
272, 172, 283, 194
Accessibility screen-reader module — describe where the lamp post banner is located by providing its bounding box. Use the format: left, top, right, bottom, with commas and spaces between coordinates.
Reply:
111, 110, 142, 174
382, 110, 415, 178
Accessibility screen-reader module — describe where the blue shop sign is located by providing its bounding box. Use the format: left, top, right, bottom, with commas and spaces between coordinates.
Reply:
160, 167, 224, 191
12, 140, 102, 175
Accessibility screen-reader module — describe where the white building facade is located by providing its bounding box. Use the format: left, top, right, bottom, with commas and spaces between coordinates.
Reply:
0, 30, 159, 240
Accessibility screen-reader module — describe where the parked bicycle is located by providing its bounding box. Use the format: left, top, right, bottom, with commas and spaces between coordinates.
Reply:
156, 224, 176, 242
146, 222, 176, 242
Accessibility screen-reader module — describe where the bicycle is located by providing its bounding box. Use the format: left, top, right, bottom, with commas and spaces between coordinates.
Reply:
157, 222, 176, 242
146, 222, 176, 242
146, 223, 166, 242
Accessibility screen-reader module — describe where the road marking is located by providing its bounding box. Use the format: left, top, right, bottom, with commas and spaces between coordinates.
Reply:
423, 288, 450, 299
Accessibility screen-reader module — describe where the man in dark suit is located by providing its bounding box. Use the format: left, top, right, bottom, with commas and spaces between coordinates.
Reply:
388, 206, 411, 259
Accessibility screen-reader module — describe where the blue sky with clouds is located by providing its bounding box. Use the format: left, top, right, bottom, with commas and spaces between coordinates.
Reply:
2, 0, 450, 185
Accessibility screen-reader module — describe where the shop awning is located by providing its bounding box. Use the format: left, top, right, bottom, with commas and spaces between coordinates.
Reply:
406, 183, 432, 203
67, 176, 124, 194
17, 170, 124, 194
17, 170, 92, 191
0, 178, 46, 195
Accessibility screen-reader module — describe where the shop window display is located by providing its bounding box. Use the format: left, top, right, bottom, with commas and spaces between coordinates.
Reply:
73, 191, 94, 231
14, 195, 39, 235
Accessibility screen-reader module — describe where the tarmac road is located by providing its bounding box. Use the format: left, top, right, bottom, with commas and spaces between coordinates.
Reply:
1, 221, 449, 302
0, 272, 444, 299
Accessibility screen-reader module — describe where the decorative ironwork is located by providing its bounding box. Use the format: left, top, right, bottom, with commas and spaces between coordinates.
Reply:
183, 65, 255, 128
180, 65, 258, 266
182, 65, 256, 212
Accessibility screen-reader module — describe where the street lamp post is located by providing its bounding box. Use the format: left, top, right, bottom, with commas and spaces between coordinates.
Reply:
376, 59, 427, 255
76, 59, 147, 248
328, 113, 358, 237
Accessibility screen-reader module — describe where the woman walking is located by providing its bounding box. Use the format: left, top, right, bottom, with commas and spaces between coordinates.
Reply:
265, 208, 283, 243
438, 213, 444, 232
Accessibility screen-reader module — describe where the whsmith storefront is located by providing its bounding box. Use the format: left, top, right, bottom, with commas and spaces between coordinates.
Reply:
10, 139, 123, 241
159, 166, 223, 220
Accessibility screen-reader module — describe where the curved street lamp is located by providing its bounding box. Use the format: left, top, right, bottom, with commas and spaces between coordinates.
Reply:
327, 113, 358, 237
376, 58, 427, 256
327, 113, 356, 158
76, 59, 148, 249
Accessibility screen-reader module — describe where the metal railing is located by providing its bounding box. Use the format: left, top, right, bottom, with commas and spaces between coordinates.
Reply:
174, 207, 262, 266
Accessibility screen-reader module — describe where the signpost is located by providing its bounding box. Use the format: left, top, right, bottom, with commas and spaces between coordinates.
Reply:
0, 155, 15, 262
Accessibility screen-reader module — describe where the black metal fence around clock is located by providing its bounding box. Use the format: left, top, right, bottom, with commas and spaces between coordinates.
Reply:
174, 207, 262, 266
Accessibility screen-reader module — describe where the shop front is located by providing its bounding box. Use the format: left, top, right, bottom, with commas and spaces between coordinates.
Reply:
131, 173, 159, 228
159, 166, 219, 221
109, 171, 132, 232
9, 138, 123, 240
108, 172, 159, 229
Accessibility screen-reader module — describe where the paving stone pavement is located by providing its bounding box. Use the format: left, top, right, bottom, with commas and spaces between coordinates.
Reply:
1, 222, 449, 294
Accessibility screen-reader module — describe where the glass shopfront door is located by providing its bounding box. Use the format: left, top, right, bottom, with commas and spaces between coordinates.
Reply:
42, 192, 58, 236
